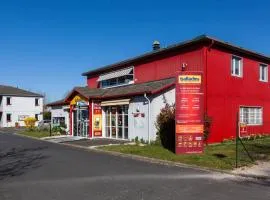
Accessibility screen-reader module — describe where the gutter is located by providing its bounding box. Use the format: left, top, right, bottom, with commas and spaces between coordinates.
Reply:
144, 93, 151, 144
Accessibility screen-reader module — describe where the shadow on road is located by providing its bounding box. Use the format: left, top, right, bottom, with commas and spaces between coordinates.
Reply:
0, 146, 49, 180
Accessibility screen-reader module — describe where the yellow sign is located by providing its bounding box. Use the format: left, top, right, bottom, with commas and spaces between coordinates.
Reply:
178, 75, 201, 84
70, 95, 87, 105
93, 114, 102, 131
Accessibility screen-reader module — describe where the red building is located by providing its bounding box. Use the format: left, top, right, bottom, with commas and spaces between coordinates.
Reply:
48, 35, 270, 143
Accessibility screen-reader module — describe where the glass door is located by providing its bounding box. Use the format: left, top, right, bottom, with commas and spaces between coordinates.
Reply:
104, 105, 129, 139
111, 107, 117, 138
117, 106, 123, 139
105, 107, 111, 137
73, 107, 89, 137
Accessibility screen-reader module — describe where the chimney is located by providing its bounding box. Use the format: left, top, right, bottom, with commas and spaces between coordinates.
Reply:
152, 40, 160, 51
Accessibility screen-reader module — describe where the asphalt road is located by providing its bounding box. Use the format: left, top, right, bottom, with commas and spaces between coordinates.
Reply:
0, 132, 269, 200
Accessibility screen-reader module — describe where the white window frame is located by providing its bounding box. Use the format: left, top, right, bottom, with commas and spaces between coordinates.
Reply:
239, 106, 263, 126
231, 55, 243, 77
259, 63, 268, 82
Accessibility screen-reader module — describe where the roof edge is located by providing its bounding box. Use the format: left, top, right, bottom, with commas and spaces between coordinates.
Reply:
82, 35, 270, 77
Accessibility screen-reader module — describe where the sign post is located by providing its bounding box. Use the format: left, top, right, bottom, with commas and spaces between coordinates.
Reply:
175, 71, 204, 154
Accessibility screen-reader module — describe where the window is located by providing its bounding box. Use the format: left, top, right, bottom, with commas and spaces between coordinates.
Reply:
35, 98, 39, 106
104, 105, 129, 139
6, 97, 11, 105
231, 56, 243, 77
6, 114, 11, 122
99, 67, 134, 88
259, 64, 268, 82
35, 114, 39, 121
101, 75, 134, 88
240, 107, 262, 125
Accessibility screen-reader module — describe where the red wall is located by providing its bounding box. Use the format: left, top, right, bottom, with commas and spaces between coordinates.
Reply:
206, 47, 270, 143
134, 48, 204, 83
87, 47, 205, 87
87, 75, 99, 88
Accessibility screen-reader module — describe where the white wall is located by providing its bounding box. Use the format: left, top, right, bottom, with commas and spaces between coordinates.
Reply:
151, 88, 175, 140
129, 96, 150, 141
128, 88, 175, 142
50, 105, 70, 130
98, 88, 175, 142
0, 96, 44, 127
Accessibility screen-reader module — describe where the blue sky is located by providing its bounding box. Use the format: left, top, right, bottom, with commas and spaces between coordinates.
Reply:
0, 0, 269, 102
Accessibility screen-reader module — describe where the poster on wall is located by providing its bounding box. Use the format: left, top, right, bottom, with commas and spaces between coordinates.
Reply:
18, 115, 29, 121
175, 71, 204, 154
93, 102, 102, 137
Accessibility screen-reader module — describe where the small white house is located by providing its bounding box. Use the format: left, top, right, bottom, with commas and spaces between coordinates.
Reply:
46, 99, 69, 130
0, 85, 44, 127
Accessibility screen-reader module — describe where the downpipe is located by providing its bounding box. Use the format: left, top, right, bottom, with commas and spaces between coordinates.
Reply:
144, 93, 151, 144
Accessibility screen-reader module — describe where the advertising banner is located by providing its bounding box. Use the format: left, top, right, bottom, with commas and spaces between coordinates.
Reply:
175, 71, 204, 154
93, 102, 102, 137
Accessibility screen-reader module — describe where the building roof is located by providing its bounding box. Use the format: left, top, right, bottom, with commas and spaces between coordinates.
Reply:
46, 99, 68, 107
0, 85, 43, 97
82, 35, 270, 77
66, 77, 175, 101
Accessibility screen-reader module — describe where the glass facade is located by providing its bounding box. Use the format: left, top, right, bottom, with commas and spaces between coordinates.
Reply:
104, 105, 128, 139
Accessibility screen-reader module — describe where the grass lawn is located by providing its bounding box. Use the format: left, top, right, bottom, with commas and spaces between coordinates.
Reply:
19, 130, 58, 138
99, 137, 270, 170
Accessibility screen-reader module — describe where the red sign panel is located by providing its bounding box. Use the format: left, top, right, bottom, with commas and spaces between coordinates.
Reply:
239, 122, 248, 138
175, 71, 204, 154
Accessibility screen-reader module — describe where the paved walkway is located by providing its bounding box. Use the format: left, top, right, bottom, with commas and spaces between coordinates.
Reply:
62, 138, 130, 147
42, 135, 85, 143
233, 161, 270, 177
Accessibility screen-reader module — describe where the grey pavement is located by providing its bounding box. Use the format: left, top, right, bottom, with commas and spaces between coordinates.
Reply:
62, 137, 130, 146
0, 131, 270, 200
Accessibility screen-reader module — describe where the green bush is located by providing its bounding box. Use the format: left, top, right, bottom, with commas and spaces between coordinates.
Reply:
43, 111, 51, 120
155, 102, 175, 152
52, 125, 66, 135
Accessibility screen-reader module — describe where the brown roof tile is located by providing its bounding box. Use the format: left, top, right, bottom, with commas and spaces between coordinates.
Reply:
0, 85, 43, 97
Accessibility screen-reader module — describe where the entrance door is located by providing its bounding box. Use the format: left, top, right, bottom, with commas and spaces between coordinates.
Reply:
73, 107, 89, 137
104, 105, 128, 139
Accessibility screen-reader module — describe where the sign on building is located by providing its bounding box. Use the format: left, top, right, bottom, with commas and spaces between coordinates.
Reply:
175, 71, 204, 154
93, 102, 102, 137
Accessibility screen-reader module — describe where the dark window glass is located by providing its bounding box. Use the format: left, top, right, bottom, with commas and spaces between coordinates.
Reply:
35, 98, 39, 106
35, 114, 38, 120
7, 114, 11, 122
6, 97, 11, 105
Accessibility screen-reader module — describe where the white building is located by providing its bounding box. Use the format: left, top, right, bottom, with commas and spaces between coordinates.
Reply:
46, 99, 70, 130
0, 85, 44, 127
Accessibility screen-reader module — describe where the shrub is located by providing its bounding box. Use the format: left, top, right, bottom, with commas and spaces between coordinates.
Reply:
155, 102, 175, 152
43, 111, 51, 120
24, 117, 37, 129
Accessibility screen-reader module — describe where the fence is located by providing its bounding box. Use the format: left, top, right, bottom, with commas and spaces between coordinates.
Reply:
235, 119, 270, 168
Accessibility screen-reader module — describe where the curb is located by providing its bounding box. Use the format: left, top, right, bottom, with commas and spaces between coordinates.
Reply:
11, 132, 270, 181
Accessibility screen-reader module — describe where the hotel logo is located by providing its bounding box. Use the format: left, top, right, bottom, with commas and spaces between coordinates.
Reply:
178, 75, 201, 84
